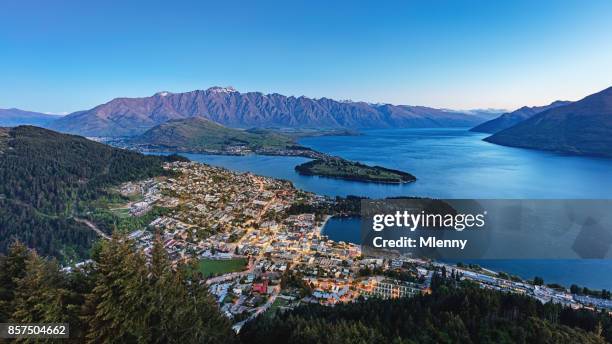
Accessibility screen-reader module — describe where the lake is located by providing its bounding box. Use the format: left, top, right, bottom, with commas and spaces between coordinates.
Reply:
320, 216, 612, 289
173, 128, 612, 289
180, 128, 612, 199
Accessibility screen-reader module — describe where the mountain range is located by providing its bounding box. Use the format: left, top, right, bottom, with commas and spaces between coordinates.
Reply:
48, 87, 490, 136
484, 86, 612, 157
4, 85, 612, 158
0, 108, 63, 127
470, 100, 572, 134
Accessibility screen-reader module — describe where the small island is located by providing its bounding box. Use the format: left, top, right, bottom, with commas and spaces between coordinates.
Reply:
295, 158, 416, 184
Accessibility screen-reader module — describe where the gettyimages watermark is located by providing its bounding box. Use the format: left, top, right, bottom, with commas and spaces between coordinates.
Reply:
360, 199, 612, 259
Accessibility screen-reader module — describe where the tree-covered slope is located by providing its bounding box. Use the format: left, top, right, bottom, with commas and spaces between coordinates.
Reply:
0, 237, 236, 342
241, 276, 612, 344
470, 100, 571, 134
484, 86, 612, 157
131, 117, 294, 152
0, 125, 182, 260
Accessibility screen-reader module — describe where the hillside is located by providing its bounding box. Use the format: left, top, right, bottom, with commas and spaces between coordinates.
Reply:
470, 100, 571, 134
48, 87, 488, 136
241, 276, 611, 343
131, 117, 294, 152
131, 118, 416, 183
0, 126, 182, 260
0, 237, 235, 340
0, 108, 63, 127
484, 86, 612, 157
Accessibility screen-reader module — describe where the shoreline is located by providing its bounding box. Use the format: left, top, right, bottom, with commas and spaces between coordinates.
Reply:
317, 215, 333, 236
125, 146, 417, 185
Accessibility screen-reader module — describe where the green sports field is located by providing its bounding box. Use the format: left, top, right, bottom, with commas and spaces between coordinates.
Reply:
197, 258, 248, 277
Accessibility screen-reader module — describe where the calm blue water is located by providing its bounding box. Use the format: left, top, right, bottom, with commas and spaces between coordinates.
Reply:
300, 128, 612, 199
170, 128, 612, 289
321, 217, 362, 244
321, 217, 612, 289
182, 128, 612, 199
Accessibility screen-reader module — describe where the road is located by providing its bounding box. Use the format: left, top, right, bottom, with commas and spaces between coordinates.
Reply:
73, 217, 111, 240
232, 285, 280, 333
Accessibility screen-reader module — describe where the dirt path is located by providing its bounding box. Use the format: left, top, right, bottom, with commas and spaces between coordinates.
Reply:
73, 218, 111, 240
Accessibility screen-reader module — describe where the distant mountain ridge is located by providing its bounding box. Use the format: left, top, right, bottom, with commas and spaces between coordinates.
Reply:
484, 86, 612, 157
0, 108, 62, 127
458, 108, 507, 120
48, 87, 489, 136
470, 100, 571, 134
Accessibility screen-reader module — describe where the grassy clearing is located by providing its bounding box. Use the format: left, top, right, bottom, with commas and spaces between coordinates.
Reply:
197, 258, 248, 277
269, 297, 290, 312
110, 207, 131, 218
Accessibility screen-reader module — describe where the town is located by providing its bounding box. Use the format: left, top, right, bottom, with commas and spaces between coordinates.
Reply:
116, 161, 612, 332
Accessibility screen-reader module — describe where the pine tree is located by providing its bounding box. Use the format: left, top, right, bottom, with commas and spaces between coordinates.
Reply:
141, 237, 172, 344
0, 241, 29, 322
84, 234, 235, 343
84, 234, 145, 343
9, 249, 85, 344
181, 267, 235, 344
142, 238, 235, 344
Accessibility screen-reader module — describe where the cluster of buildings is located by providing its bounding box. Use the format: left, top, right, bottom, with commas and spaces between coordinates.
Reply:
115, 162, 434, 329
453, 266, 612, 312
119, 179, 162, 216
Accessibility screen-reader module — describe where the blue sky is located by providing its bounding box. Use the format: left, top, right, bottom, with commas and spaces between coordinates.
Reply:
1, 0, 612, 114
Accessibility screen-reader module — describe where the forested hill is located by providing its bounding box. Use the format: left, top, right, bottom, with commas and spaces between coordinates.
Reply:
484, 86, 612, 157
131, 117, 294, 152
0, 237, 235, 340
241, 275, 612, 343
0, 125, 183, 260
